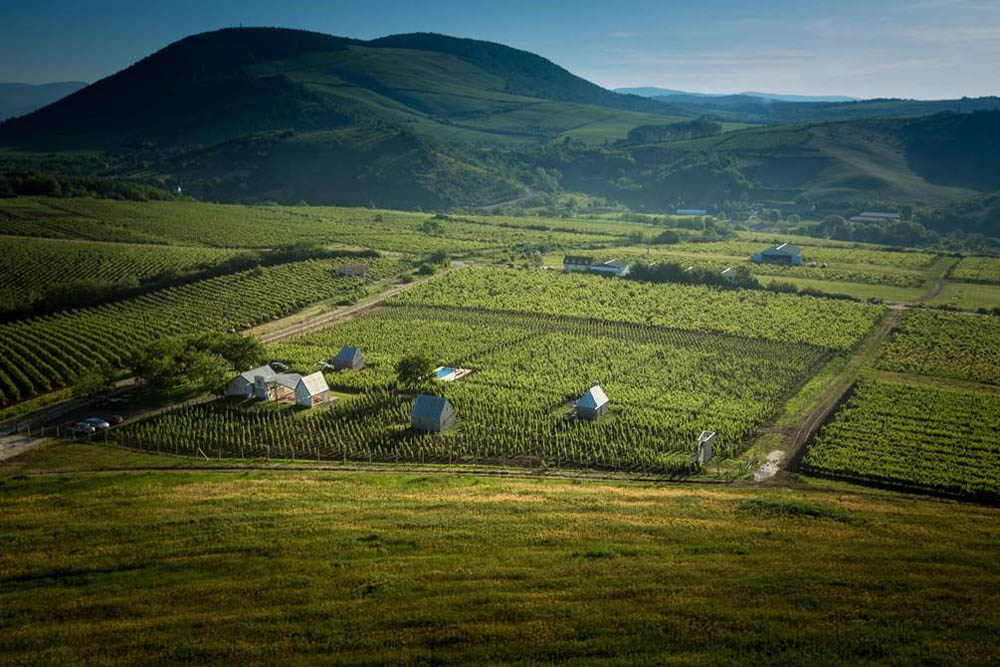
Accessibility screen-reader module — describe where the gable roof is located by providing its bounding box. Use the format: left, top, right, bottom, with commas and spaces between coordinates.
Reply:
274, 373, 303, 389
240, 365, 276, 383
298, 371, 329, 396
577, 384, 609, 409
335, 346, 361, 362
598, 259, 630, 270
763, 243, 801, 255
411, 394, 451, 420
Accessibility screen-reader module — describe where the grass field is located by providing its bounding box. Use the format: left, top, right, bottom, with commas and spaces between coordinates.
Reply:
925, 281, 1000, 311
1, 442, 999, 665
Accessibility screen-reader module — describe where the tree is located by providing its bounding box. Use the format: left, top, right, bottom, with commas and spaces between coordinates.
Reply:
72, 364, 116, 400
396, 353, 436, 390
421, 220, 444, 235
128, 332, 264, 395
786, 214, 801, 224
652, 229, 681, 245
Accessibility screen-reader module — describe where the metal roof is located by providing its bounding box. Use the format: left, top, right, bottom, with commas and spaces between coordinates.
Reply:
298, 371, 329, 396
564, 255, 594, 265
411, 394, 451, 420
577, 384, 609, 409
763, 243, 802, 255
335, 346, 361, 363
274, 373, 303, 389
240, 365, 276, 383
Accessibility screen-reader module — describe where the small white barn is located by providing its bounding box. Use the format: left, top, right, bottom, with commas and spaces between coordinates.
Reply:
410, 394, 455, 432
333, 346, 364, 371
696, 431, 716, 465
226, 365, 276, 398
589, 259, 631, 277
295, 372, 331, 408
576, 382, 609, 420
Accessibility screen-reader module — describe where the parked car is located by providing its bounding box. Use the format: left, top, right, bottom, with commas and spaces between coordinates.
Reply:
108, 415, 125, 426
83, 417, 111, 430
66, 422, 96, 437
270, 361, 289, 372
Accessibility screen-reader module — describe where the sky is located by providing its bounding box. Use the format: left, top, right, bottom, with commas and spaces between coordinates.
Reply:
1, 0, 998, 99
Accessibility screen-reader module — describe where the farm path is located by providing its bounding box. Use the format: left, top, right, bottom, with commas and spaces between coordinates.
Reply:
774, 306, 903, 477
256, 265, 462, 343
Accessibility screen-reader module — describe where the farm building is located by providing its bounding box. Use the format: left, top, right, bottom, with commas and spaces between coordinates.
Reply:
676, 208, 707, 215
563, 255, 595, 272
294, 372, 331, 408
751, 243, 802, 266
589, 259, 631, 277
851, 211, 900, 223
575, 382, 609, 420
228, 366, 331, 409
338, 263, 368, 278
333, 346, 364, 370
410, 394, 455, 432
226, 365, 276, 398
696, 431, 716, 465
563, 256, 631, 277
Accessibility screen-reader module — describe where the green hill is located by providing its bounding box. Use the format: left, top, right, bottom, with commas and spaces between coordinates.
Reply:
0, 27, 998, 218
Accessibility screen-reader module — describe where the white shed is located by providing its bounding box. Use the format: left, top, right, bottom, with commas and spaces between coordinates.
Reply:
295, 372, 330, 408
227, 365, 276, 398
696, 431, 716, 465
576, 382, 609, 420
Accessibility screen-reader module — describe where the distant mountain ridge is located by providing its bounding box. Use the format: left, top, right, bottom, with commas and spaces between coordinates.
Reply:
0, 27, 997, 222
615, 87, 857, 103
0, 81, 87, 121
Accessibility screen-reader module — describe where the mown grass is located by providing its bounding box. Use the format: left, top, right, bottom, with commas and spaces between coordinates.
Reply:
1, 444, 998, 664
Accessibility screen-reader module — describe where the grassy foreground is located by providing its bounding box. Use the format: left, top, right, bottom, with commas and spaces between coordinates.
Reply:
1, 444, 999, 665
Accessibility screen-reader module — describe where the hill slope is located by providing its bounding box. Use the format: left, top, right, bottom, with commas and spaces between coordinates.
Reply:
0, 28, 677, 150
0, 82, 87, 121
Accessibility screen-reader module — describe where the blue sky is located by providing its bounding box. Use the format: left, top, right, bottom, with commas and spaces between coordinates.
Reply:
1, 0, 998, 98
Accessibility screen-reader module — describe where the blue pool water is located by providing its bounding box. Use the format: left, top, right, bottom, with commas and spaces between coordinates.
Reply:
435, 367, 456, 378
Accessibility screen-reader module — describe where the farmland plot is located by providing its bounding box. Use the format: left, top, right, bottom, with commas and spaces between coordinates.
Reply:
802, 378, 1000, 497
119, 304, 829, 472
876, 309, 1000, 385
0, 258, 403, 405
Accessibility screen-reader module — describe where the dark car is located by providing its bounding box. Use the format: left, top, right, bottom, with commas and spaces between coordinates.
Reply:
270, 361, 289, 372
66, 422, 96, 437
109, 415, 125, 426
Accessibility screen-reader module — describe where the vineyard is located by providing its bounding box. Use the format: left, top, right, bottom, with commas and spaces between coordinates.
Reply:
116, 304, 829, 473
0, 198, 632, 253
876, 309, 1000, 385
950, 256, 1000, 284
391, 267, 885, 350
587, 251, 925, 288
665, 240, 937, 270
0, 237, 240, 314
0, 258, 403, 405
802, 378, 1000, 498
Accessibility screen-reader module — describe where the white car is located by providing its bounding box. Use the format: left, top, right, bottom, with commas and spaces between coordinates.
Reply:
83, 417, 111, 430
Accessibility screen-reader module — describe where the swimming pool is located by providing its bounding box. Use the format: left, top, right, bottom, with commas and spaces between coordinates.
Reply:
434, 367, 456, 379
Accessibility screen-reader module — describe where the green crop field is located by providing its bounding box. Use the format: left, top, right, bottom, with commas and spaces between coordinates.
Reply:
393, 267, 885, 350
119, 305, 828, 471
0, 237, 241, 314
0, 198, 638, 254
950, 256, 1000, 283
802, 377, 1000, 498
0, 258, 403, 405
876, 309, 1000, 385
